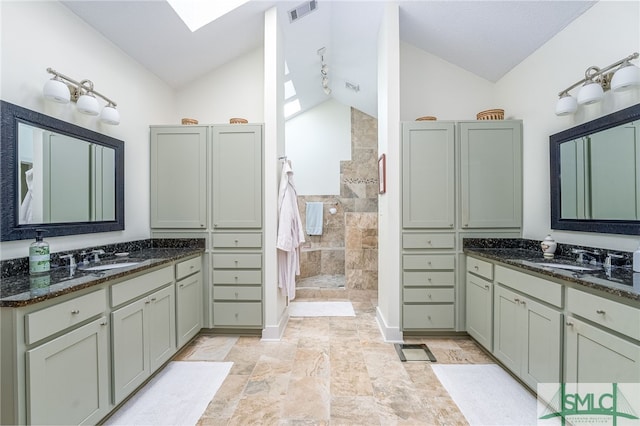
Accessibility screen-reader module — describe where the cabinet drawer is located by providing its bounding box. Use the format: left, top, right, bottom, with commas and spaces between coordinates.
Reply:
403, 271, 455, 287
213, 270, 262, 285
403, 254, 455, 270
111, 266, 174, 307
494, 265, 562, 308
213, 286, 262, 301
567, 288, 640, 341
466, 256, 493, 280
212, 253, 262, 269
26, 289, 107, 345
213, 302, 262, 327
404, 288, 454, 303
213, 233, 262, 248
403, 233, 455, 249
403, 304, 455, 329
176, 256, 201, 280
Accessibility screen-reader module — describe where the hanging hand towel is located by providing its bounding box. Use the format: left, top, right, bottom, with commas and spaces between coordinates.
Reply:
306, 202, 323, 235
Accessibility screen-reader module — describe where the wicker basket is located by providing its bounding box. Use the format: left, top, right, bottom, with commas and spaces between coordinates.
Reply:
229, 117, 248, 124
181, 118, 198, 125
476, 109, 504, 120
416, 116, 437, 121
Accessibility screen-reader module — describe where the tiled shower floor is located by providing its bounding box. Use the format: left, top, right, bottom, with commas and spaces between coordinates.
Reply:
297, 274, 346, 288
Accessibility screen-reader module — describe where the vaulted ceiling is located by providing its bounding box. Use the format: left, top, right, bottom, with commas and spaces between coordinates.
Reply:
62, 0, 596, 118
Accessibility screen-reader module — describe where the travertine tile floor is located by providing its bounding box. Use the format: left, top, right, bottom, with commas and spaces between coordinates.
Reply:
175, 288, 495, 425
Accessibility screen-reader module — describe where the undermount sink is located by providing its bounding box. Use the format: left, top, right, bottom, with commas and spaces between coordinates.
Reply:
533, 262, 598, 272
81, 262, 140, 271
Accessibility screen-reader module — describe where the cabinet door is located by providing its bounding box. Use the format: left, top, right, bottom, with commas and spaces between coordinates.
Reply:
148, 285, 176, 372
460, 121, 522, 228
493, 285, 521, 373
27, 317, 109, 425
211, 125, 263, 228
177, 271, 203, 347
402, 122, 455, 228
150, 126, 207, 228
112, 297, 148, 404
465, 272, 493, 351
565, 316, 640, 383
520, 296, 562, 389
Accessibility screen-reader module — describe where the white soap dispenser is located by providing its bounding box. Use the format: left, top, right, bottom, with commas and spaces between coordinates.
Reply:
633, 243, 640, 272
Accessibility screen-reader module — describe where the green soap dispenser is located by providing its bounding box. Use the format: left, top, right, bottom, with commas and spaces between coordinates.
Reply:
29, 229, 50, 274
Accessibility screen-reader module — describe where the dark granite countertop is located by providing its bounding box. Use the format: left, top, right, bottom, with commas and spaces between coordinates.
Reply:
0, 244, 204, 308
463, 239, 639, 303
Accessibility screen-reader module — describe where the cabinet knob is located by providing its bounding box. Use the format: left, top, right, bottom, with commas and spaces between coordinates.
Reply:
100, 321, 108, 326
235, 313, 239, 319
427, 240, 432, 245
151, 297, 157, 302
596, 309, 606, 315
566, 321, 574, 327
145, 300, 151, 304
71, 309, 80, 314
484, 285, 490, 290
234, 239, 239, 245
179, 284, 184, 288
427, 261, 432, 266
234, 276, 238, 281
427, 293, 432, 299
514, 298, 520, 303
427, 277, 432, 282
427, 315, 432, 321
474, 266, 479, 270
235, 292, 239, 299
520, 300, 526, 306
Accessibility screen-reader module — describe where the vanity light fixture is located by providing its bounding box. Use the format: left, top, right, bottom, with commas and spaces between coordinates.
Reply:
555, 52, 640, 116
318, 47, 331, 95
43, 68, 120, 125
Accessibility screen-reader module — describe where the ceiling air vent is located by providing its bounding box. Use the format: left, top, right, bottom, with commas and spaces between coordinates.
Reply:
289, 0, 318, 23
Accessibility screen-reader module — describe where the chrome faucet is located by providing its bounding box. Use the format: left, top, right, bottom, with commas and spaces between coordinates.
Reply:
92, 249, 106, 263
572, 249, 603, 265
60, 254, 76, 271
604, 253, 625, 269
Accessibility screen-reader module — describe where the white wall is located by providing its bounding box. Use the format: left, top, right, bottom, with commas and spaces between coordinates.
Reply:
376, 2, 402, 342
400, 41, 495, 122
285, 99, 351, 195
495, 0, 640, 252
174, 48, 265, 125
0, 1, 174, 260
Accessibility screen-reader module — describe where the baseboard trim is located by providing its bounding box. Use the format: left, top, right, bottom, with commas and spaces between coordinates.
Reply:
261, 312, 289, 341
375, 307, 403, 343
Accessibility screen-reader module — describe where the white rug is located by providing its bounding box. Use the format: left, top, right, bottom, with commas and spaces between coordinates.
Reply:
105, 361, 232, 426
431, 364, 537, 426
288, 301, 355, 317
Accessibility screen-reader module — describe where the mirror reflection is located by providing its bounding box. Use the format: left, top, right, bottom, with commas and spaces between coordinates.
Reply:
18, 123, 116, 224
550, 103, 640, 235
559, 121, 640, 221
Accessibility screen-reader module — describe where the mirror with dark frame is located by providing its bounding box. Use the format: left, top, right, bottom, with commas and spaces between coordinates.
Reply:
550, 103, 640, 235
1, 100, 125, 241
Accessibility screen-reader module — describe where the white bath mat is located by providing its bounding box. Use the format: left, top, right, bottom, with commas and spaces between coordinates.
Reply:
431, 364, 537, 426
105, 361, 232, 426
288, 301, 355, 317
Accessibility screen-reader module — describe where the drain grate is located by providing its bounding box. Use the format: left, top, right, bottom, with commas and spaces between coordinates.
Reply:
394, 343, 437, 362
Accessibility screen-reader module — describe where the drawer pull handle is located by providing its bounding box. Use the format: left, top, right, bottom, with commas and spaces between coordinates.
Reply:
566, 321, 574, 327
474, 266, 479, 270
71, 309, 80, 315
235, 239, 239, 245
514, 298, 520, 303
484, 285, 490, 290
427, 293, 432, 299
179, 284, 184, 288
427, 315, 432, 321
427, 277, 432, 282
427, 261, 432, 266
235, 313, 239, 319
151, 297, 157, 302
427, 240, 432, 245
596, 310, 606, 315
234, 276, 238, 281
190, 265, 195, 269
520, 300, 526, 306
100, 321, 107, 326
235, 292, 239, 299
145, 300, 151, 304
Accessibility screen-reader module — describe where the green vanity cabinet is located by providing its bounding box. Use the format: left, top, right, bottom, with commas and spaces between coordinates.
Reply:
493, 266, 562, 390
111, 267, 176, 404
465, 256, 493, 351
211, 125, 263, 229
150, 126, 207, 229
402, 122, 455, 229
25, 290, 110, 425
565, 288, 640, 383
401, 120, 522, 333
459, 121, 522, 228
176, 256, 203, 347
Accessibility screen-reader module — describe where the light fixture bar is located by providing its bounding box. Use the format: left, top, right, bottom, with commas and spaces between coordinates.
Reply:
557, 52, 639, 96
46, 68, 117, 107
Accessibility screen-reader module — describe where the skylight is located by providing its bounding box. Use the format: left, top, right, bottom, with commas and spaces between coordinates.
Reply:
284, 80, 296, 100
166, 0, 250, 32
284, 99, 301, 118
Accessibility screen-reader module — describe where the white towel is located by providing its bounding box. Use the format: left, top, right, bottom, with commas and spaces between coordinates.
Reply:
306, 202, 323, 235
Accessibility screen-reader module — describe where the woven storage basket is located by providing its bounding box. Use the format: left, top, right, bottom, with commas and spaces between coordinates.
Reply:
229, 117, 248, 124
181, 118, 198, 125
476, 109, 504, 120
416, 116, 437, 121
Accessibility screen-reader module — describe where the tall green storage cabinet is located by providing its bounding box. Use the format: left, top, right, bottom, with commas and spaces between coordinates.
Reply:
150, 124, 264, 330
401, 120, 522, 333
